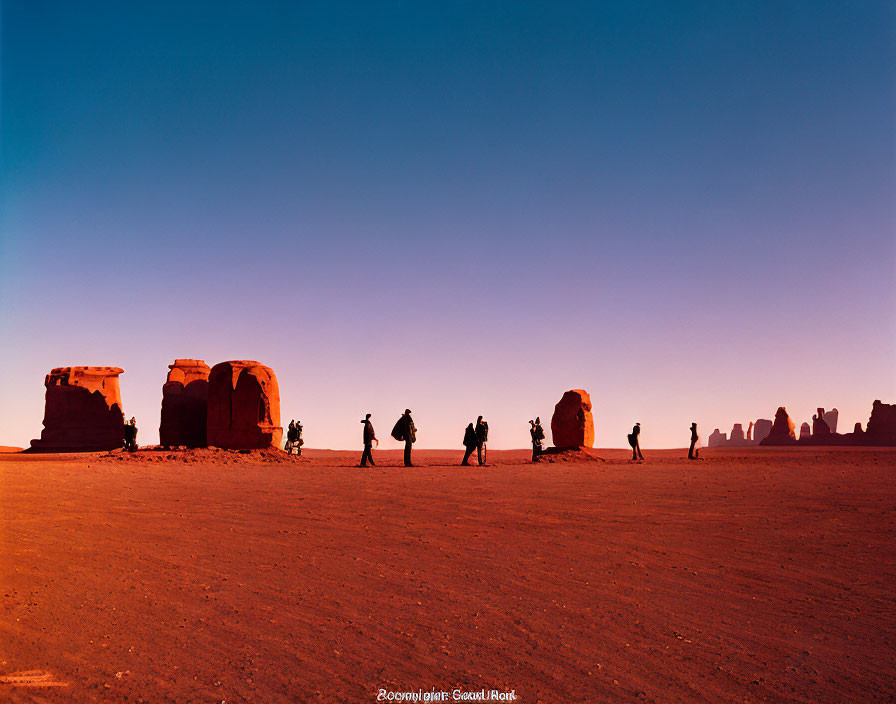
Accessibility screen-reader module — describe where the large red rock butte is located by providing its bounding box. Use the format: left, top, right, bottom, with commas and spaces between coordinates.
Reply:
29, 366, 124, 452
160, 359, 210, 448
865, 400, 896, 445
207, 361, 282, 450
550, 389, 594, 449
760, 407, 797, 446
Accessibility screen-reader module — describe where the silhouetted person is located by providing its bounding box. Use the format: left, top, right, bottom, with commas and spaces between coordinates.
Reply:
475, 415, 489, 465
294, 420, 304, 456
123, 416, 138, 451
530, 417, 545, 462
360, 413, 377, 467
628, 422, 643, 460
286, 420, 297, 452
688, 422, 699, 460
391, 409, 417, 466
462, 423, 478, 465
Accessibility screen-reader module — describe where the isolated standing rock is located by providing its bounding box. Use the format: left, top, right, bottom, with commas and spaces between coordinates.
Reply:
753, 419, 773, 444
160, 359, 210, 448
207, 360, 282, 449
760, 407, 796, 445
823, 408, 839, 435
799, 422, 811, 441
550, 389, 595, 449
29, 366, 125, 451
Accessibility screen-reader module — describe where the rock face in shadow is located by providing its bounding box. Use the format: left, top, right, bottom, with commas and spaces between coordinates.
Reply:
812, 408, 831, 437
550, 389, 594, 449
865, 400, 896, 445
707, 429, 727, 447
753, 419, 773, 444
799, 422, 811, 441
760, 407, 797, 446
207, 361, 282, 449
160, 359, 210, 448
823, 408, 839, 435
29, 367, 124, 452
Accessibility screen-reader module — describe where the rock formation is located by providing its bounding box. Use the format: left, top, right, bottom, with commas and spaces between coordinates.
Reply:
823, 408, 838, 435
207, 361, 282, 449
160, 359, 210, 448
865, 400, 896, 445
753, 419, 773, 444
707, 429, 727, 447
853, 422, 863, 435
799, 422, 811, 441
729, 423, 747, 446
29, 367, 125, 452
760, 407, 796, 445
812, 408, 830, 437
550, 389, 594, 449
746, 421, 753, 442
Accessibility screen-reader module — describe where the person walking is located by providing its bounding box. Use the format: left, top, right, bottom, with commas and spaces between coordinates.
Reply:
530, 417, 545, 462
360, 414, 377, 467
475, 415, 489, 465
462, 422, 478, 465
628, 422, 644, 461
391, 409, 417, 467
688, 422, 700, 460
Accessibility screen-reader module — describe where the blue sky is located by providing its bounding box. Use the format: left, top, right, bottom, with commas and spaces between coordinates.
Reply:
2, 1, 894, 449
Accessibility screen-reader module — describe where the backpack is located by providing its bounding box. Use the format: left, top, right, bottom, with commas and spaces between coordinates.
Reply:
391, 419, 405, 442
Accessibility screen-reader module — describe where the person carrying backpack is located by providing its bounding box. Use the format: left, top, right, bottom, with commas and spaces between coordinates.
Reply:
391, 409, 417, 467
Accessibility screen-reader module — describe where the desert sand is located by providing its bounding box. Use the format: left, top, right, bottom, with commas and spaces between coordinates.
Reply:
1, 447, 893, 703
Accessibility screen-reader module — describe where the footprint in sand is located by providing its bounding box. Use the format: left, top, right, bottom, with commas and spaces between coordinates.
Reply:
0, 670, 69, 687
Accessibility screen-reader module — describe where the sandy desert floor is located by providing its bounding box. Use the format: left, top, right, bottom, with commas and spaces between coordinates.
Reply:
0, 446, 893, 703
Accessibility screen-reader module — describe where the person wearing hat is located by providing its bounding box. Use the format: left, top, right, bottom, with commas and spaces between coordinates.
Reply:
391, 409, 417, 467
360, 413, 377, 467
688, 422, 700, 460
627, 422, 644, 461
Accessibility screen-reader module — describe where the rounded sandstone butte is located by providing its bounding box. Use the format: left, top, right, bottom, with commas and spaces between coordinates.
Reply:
550, 389, 595, 449
799, 422, 811, 441
29, 366, 125, 452
207, 360, 282, 450
160, 359, 211, 448
759, 407, 796, 446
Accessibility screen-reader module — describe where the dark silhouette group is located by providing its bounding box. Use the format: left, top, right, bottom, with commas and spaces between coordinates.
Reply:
461, 416, 489, 465
123, 417, 138, 451
286, 419, 303, 455
283, 412, 707, 466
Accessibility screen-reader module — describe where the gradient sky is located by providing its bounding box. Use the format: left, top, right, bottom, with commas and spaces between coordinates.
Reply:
2, 1, 894, 450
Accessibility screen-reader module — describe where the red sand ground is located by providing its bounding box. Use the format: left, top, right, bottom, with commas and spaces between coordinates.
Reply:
1, 447, 893, 703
